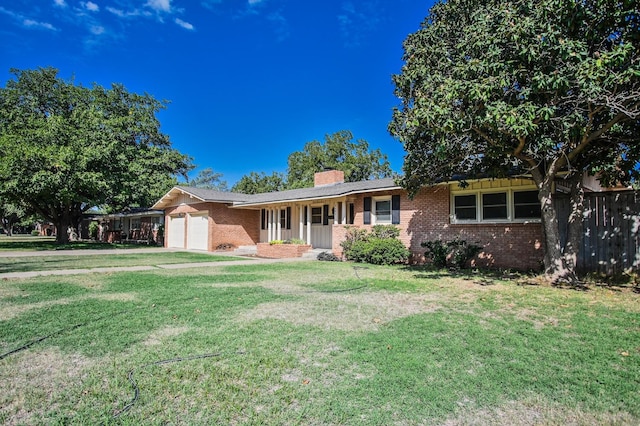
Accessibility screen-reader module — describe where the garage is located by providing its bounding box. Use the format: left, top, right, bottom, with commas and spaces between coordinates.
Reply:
187, 212, 209, 251
167, 215, 185, 248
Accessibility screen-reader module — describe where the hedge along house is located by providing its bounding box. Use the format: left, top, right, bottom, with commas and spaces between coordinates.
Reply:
153, 170, 555, 270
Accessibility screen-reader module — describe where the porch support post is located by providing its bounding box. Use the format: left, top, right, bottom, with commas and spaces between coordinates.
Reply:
341, 199, 347, 224
299, 206, 304, 240
306, 204, 311, 245
267, 209, 272, 242
333, 203, 338, 225
276, 208, 282, 240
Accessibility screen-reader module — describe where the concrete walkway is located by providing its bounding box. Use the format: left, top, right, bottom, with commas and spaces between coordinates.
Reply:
0, 249, 311, 280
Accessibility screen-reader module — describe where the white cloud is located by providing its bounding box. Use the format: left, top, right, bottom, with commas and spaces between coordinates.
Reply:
175, 18, 194, 30
146, 0, 172, 13
248, 0, 264, 4
90, 25, 105, 35
82, 2, 100, 12
23, 19, 58, 31
53, 0, 67, 7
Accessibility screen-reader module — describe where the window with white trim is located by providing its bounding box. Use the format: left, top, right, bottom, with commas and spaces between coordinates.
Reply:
311, 207, 323, 224
452, 189, 540, 223
373, 197, 391, 224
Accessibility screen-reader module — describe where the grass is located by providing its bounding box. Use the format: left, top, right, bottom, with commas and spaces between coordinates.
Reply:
0, 261, 638, 425
0, 235, 161, 251
0, 252, 246, 274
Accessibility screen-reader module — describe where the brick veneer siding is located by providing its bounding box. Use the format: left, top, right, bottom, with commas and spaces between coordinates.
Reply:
165, 202, 259, 251
256, 243, 312, 258
314, 170, 345, 186
332, 186, 544, 271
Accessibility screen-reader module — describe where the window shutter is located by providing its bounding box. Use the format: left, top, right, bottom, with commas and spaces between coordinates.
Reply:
363, 197, 371, 225
304, 206, 308, 223
286, 207, 292, 229
392, 195, 401, 224
323, 204, 329, 225
261, 209, 266, 230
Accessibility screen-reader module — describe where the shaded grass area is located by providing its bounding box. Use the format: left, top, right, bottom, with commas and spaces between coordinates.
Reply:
0, 262, 638, 424
0, 235, 162, 252
0, 252, 245, 274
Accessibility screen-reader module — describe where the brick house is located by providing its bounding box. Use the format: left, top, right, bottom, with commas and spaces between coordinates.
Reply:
153, 170, 550, 270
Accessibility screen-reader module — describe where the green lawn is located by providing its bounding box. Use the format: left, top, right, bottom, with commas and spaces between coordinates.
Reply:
0, 262, 638, 425
0, 252, 245, 274
0, 235, 160, 251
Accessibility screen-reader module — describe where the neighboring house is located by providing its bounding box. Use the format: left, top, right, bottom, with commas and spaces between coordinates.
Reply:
100, 208, 165, 243
153, 170, 550, 270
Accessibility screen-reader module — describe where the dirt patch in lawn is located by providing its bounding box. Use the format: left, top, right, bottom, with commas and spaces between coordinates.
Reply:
0, 348, 94, 425
441, 397, 637, 425
0, 292, 137, 321
237, 290, 441, 332
142, 325, 191, 346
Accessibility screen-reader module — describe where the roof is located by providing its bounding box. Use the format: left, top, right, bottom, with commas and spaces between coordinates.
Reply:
152, 186, 252, 209
152, 178, 402, 210
233, 178, 401, 208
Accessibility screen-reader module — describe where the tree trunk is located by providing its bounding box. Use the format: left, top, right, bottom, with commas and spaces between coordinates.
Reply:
55, 213, 72, 244
538, 177, 581, 286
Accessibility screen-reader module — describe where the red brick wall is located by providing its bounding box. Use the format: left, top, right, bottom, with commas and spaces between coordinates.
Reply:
256, 243, 312, 258
333, 186, 544, 271
314, 170, 345, 186
165, 202, 259, 251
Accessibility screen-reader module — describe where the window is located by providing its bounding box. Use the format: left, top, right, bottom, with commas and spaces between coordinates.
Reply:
454, 194, 477, 220
311, 207, 322, 224
374, 198, 391, 224
452, 189, 541, 223
279, 207, 292, 230
514, 190, 541, 219
131, 218, 141, 229
482, 192, 507, 220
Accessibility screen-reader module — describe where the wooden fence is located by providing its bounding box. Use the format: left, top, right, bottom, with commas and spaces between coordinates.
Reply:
557, 191, 640, 275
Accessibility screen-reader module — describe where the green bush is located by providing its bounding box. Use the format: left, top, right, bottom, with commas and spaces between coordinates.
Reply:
88, 222, 99, 240
341, 225, 410, 265
421, 240, 449, 268
317, 251, 341, 262
421, 238, 482, 269
285, 238, 306, 245
31, 230, 39, 236
269, 240, 284, 245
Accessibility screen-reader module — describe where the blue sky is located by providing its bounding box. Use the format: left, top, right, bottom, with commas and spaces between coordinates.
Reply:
0, 0, 433, 185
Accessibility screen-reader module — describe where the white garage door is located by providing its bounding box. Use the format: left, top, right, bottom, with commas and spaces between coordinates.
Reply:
187, 212, 209, 251
168, 216, 185, 248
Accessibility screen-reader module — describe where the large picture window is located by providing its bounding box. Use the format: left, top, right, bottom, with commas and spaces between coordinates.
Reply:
452, 189, 540, 223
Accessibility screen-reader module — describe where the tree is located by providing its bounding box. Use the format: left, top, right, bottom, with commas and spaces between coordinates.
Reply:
231, 171, 286, 194
0, 67, 192, 244
389, 0, 640, 284
0, 199, 26, 236
188, 167, 228, 191
286, 130, 393, 189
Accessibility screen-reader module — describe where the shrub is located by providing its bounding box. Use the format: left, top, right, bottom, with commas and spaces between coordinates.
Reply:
269, 240, 285, 245
317, 251, 341, 262
88, 222, 99, 240
340, 226, 369, 255
342, 225, 410, 265
422, 238, 482, 269
371, 224, 400, 239
31, 230, 39, 236
285, 238, 306, 245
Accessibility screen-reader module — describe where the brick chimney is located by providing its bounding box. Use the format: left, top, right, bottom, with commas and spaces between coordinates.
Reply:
314, 169, 345, 187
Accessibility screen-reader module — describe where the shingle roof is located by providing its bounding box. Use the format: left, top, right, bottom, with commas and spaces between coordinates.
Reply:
153, 178, 402, 210
232, 178, 401, 207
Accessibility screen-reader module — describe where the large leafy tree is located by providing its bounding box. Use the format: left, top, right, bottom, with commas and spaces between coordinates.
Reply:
231, 171, 287, 194
390, 0, 640, 284
286, 130, 393, 189
187, 167, 228, 191
0, 67, 192, 243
